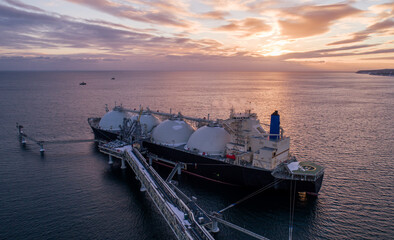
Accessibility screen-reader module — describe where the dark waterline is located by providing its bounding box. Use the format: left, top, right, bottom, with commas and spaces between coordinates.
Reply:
0, 71, 393, 240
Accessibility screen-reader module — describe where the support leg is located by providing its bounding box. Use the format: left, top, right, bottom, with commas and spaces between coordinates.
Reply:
177, 164, 182, 175
140, 182, 146, 192
39, 143, 45, 154
211, 220, 220, 233
108, 155, 113, 164
121, 158, 126, 169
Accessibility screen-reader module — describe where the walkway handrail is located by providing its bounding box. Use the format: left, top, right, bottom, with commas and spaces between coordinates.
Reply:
124, 150, 193, 239
122, 108, 212, 124
132, 149, 214, 240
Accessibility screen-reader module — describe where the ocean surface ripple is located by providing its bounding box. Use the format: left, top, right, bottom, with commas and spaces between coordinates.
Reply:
0, 71, 393, 240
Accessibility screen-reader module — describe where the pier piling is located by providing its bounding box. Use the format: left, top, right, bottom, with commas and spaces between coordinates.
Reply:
121, 158, 126, 169
140, 182, 147, 192
211, 220, 220, 233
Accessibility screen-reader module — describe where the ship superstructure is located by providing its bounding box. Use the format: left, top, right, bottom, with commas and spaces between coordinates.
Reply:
222, 109, 290, 171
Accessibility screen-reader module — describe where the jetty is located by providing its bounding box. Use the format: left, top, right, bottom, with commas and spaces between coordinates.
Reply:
16, 123, 273, 240
98, 140, 269, 240
16, 123, 95, 153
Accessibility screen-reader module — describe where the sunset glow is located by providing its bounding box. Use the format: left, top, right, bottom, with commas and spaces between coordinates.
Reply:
0, 0, 393, 71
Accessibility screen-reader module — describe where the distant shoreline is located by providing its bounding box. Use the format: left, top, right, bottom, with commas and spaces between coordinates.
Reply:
356, 69, 394, 76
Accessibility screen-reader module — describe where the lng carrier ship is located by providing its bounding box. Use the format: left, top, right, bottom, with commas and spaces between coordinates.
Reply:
88, 106, 324, 194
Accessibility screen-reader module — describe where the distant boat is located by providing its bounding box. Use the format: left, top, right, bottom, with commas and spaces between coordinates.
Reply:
79, 82, 86, 85
111, 77, 115, 80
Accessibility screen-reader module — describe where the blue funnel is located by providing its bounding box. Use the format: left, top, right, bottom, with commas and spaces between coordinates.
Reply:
269, 111, 280, 140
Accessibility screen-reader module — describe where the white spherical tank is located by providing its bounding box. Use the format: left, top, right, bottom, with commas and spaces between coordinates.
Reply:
185, 126, 230, 155
151, 120, 194, 146
131, 114, 160, 133
99, 110, 131, 131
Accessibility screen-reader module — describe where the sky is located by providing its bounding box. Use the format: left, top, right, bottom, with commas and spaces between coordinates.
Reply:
0, 0, 393, 71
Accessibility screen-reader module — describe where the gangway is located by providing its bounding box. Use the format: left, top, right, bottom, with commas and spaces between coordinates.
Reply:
16, 123, 96, 153
99, 143, 215, 240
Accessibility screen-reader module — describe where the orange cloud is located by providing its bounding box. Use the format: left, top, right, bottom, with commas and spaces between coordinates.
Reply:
278, 3, 362, 38
215, 17, 271, 37
198, 11, 228, 20
145, 0, 189, 15
328, 18, 394, 45
1, 0, 392, 71
360, 56, 394, 60
278, 44, 394, 60
201, 0, 250, 11
370, 2, 394, 19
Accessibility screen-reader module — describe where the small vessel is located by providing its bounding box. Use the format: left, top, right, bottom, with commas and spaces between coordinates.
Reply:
111, 77, 115, 80
79, 82, 86, 85
88, 106, 324, 193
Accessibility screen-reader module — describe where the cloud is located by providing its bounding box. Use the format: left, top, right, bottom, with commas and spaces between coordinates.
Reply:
279, 44, 394, 60
4, 0, 139, 32
360, 56, 394, 61
215, 17, 271, 37
0, 0, 391, 71
0, 52, 319, 71
357, 48, 394, 55
0, 4, 234, 59
369, 2, 394, 19
144, 0, 190, 15
201, 0, 252, 11
4, 0, 44, 12
198, 11, 229, 20
328, 18, 394, 45
278, 3, 362, 38
83, 19, 138, 31
0, 4, 156, 51
66, 0, 193, 28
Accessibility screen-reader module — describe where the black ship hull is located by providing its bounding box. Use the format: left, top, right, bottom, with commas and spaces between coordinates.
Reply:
143, 141, 323, 193
91, 126, 120, 141
88, 118, 120, 141
88, 120, 323, 193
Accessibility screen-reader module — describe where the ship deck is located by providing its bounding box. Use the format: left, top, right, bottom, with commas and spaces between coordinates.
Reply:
154, 142, 267, 171
290, 161, 324, 176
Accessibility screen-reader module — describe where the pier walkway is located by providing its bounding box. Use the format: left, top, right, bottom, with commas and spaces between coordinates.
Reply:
99, 142, 215, 240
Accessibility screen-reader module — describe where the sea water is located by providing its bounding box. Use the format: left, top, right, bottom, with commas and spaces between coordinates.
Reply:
0, 71, 393, 239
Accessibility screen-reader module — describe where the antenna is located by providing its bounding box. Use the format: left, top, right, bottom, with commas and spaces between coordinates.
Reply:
230, 106, 234, 118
